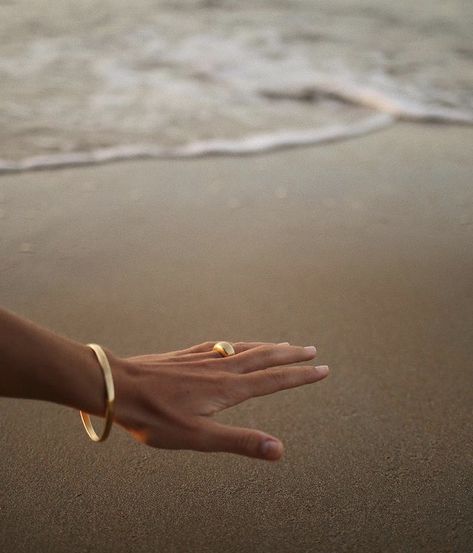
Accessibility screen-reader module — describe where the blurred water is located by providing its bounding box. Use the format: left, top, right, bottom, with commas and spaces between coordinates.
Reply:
0, 0, 472, 172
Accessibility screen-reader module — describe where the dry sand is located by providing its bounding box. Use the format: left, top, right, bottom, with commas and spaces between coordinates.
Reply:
0, 123, 472, 552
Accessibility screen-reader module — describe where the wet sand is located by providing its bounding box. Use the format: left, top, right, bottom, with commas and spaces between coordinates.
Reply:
0, 123, 472, 552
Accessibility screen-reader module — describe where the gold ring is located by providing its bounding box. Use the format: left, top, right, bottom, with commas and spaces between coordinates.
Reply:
213, 341, 236, 357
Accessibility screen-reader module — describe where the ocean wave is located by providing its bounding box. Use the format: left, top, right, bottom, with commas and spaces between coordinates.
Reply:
0, 113, 394, 173
260, 79, 473, 125
1, 0, 472, 173
1, 82, 472, 174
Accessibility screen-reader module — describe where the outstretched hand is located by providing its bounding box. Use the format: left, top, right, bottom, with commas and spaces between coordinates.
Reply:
113, 341, 329, 461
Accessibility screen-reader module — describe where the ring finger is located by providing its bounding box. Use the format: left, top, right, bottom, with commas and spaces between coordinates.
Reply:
173, 341, 289, 362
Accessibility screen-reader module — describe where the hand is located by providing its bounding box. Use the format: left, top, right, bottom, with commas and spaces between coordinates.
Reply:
112, 341, 329, 461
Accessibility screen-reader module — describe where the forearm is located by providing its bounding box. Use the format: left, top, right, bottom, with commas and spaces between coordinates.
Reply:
0, 307, 123, 416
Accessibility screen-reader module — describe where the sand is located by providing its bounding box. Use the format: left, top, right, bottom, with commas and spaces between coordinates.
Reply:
0, 123, 472, 552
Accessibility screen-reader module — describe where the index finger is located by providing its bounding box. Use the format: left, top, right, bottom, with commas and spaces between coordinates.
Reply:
238, 364, 329, 400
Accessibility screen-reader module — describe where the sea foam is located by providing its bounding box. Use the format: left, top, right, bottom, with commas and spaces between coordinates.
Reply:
0, 0, 472, 173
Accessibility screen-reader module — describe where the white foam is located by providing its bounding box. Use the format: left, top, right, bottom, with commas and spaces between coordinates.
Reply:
1, 1, 472, 173
0, 114, 394, 174
295, 77, 473, 125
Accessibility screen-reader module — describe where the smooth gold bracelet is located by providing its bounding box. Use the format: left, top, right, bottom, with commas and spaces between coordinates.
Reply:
79, 343, 115, 442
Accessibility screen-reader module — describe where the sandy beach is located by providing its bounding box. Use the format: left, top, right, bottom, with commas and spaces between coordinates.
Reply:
0, 123, 472, 552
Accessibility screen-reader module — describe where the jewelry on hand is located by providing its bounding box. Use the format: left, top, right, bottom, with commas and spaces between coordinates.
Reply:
80, 343, 115, 442
212, 341, 236, 357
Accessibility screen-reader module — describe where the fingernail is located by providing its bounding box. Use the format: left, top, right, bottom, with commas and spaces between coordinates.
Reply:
261, 439, 282, 459
278, 342, 290, 345
304, 346, 317, 354
315, 365, 329, 376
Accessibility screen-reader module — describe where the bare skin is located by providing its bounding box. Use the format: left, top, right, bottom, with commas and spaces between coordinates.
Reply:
0, 307, 329, 461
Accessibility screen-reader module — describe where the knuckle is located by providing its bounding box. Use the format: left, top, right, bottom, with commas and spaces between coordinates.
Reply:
222, 373, 241, 397
220, 354, 237, 368
182, 420, 208, 450
192, 341, 211, 351
206, 372, 232, 397
194, 357, 220, 370
237, 432, 259, 454
188, 344, 202, 353
270, 369, 288, 387
192, 341, 213, 352
209, 355, 234, 371
258, 344, 276, 362
187, 419, 206, 442
261, 344, 275, 354
197, 359, 214, 370
225, 374, 247, 401
235, 341, 254, 350
303, 367, 316, 382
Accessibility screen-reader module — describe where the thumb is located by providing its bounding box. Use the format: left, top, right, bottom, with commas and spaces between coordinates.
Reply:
197, 419, 284, 461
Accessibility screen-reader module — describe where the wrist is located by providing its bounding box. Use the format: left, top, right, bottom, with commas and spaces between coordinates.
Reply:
105, 350, 135, 422
77, 346, 134, 419
46, 342, 130, 418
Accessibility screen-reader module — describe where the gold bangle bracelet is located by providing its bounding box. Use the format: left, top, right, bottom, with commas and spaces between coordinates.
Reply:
79, 343, 115, 442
